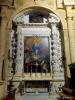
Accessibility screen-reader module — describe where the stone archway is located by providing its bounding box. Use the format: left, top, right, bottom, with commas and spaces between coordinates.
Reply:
8, 7, 65, 93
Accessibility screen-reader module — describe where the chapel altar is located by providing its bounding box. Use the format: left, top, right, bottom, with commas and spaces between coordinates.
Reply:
8, 9, 65, 93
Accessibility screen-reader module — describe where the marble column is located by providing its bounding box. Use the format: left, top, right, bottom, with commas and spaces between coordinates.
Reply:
16, 25, 23, 76
51, 23, 64, 79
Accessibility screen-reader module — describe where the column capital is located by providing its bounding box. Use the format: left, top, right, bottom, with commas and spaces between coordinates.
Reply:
65, 16, 73, 20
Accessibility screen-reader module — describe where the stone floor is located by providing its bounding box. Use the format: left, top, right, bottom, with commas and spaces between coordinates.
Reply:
15, 92, 60, 100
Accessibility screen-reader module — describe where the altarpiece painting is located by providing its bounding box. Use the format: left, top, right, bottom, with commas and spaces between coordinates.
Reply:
24, 36, 50, 74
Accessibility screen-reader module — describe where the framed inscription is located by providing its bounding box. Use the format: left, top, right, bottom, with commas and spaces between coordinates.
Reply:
64, 0, 75, 5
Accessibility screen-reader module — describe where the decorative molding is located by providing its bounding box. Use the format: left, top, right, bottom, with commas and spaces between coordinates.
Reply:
16, 23, 59, 28
16, 23, 48, 27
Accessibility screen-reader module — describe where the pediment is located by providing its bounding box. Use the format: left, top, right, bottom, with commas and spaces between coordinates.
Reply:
13, 11, 60, 23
